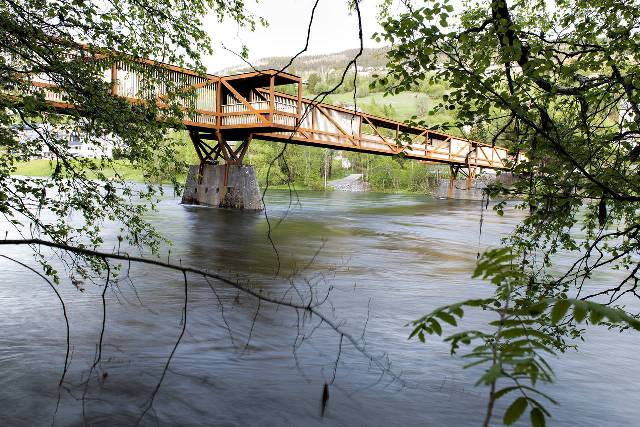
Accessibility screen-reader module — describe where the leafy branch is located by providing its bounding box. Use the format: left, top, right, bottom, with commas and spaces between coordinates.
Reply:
409, 248, 640, 427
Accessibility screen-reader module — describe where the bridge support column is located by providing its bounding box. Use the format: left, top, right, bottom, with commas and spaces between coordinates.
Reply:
448, 165, 459, 198
467, 166, 477, 190
181, 163, 262, 209
181, 131, 262, 209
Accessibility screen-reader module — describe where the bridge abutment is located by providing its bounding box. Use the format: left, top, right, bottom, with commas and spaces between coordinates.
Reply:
181, 164, 263, 210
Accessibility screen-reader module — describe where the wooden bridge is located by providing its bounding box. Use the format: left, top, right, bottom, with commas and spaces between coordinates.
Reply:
30, 55, 515, 177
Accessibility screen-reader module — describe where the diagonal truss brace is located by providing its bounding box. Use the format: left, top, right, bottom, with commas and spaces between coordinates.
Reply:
189, 129, 251, 166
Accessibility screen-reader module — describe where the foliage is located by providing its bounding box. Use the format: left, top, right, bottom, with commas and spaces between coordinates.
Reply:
248, 140, 347, 190
364, 155, 442, 193
307, 73, 321, 93
379, 0, 640, 425
0, 0, 253, 275
410, 249, 640, 427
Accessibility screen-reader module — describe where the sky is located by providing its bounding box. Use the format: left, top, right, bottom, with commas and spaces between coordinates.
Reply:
201, 0, 390, 72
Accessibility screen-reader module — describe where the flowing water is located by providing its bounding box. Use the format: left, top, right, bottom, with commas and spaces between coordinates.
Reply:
0, 190, 638, 426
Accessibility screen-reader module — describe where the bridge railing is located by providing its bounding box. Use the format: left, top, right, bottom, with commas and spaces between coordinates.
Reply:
26, 54, 223, 128
218, 83, 302, 129
112, 61, 220, 128
30, 60, 305, 131
221, 100, 269, 125
257, 94, 513, 169
272, 94, 298, 127
21, 50, 513, 169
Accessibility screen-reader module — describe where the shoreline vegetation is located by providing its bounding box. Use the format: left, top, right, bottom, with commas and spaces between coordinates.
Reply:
11, 156, 452, 194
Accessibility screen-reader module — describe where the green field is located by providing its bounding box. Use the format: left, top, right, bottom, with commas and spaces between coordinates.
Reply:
12, 159, 158, 182
324, 91, 455, 126
326, 91, 420, 117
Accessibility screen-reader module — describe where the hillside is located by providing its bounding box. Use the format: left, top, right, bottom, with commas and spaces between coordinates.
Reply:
218, 46, 457, 131
219, 47, 390, 77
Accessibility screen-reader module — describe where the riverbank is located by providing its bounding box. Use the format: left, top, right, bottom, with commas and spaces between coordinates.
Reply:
11, 160, 512, 201
11, 159, 188, 183
13, 159, 147, 181
329, 174, 371, 192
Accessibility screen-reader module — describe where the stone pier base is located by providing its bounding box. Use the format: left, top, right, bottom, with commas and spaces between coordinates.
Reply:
434, 173, 519, 200
181, 164, 263, 210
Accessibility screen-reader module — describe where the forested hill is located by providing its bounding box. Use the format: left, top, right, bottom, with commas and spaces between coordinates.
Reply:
218, 47, 389, 76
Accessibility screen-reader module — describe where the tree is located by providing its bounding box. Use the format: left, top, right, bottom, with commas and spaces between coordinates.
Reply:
0, 0, 280, 420
307, 72, 321, 93
379, 0, 640, 425
1, 2, 405, 423
1, 0, 255, 274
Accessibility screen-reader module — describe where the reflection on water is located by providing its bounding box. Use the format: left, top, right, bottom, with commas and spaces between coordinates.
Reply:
0, 189, 638, 426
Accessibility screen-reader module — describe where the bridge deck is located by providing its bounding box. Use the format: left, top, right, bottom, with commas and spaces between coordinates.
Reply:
30, 55, 513, 169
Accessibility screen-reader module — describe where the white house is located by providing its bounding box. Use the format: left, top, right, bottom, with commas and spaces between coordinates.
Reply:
17, 124, 115, 159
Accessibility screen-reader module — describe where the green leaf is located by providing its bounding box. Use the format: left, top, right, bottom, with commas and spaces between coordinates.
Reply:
531, 363, 539, 385
503, 397, 528, 425
463, 357, 492, 369
451, 305, 464, 318
526, 301, 549, 316
500, 327, 547, 339
550, 299, 570, 324
573, 302, 588, 323
436, 311, 457, 326
479, 363, 502, 386
409, 324, 422, 339
590, 306, 605, 324
429, 318, 443, 336
530, 407, 546, 427
493, 386, 520, 401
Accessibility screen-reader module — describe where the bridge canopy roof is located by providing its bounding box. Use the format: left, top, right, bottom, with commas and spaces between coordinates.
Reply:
222, 69, 300, 90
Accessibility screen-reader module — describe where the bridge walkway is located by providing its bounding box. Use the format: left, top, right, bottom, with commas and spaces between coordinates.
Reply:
29, 54, 514, 172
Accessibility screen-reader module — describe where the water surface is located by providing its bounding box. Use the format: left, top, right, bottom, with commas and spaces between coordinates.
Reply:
1, 190, 638, 426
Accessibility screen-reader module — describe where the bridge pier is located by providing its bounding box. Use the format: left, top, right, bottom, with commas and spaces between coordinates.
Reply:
467, 166, 477, 190
181, 131, 262, 209
448, 165, 459, 198
181, 163, 262, 209
447, 165, 480, 198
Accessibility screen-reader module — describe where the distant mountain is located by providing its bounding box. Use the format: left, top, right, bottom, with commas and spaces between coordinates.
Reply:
218, 47, 390, 77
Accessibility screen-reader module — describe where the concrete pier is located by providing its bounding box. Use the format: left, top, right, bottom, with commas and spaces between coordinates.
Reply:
181, 164, 263, 209
434, 173, 518, 200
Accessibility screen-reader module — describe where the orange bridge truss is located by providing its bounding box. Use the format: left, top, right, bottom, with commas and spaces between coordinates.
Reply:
29, 55, 516, 172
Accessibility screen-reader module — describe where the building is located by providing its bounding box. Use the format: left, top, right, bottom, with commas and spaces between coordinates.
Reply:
16, 124, 114, 159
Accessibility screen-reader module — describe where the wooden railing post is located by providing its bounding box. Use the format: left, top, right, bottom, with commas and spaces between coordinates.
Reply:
110, 63, 118, 96
269, 75, 275, 124
297, 79, 302, 117
216, 78, 222, 127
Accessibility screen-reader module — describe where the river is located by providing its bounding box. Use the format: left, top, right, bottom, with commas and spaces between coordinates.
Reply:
0, 189, 638, 426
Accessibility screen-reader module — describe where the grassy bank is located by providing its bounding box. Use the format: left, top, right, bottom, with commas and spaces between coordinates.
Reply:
12, 158, 448, 195
11, 159, 173, 182
327, 91, 429, 119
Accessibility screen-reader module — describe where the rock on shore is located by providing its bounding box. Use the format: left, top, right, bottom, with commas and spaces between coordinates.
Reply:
329, 174, 371, 192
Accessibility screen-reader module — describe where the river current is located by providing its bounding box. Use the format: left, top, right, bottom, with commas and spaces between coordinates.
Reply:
1, 189, 638, 426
